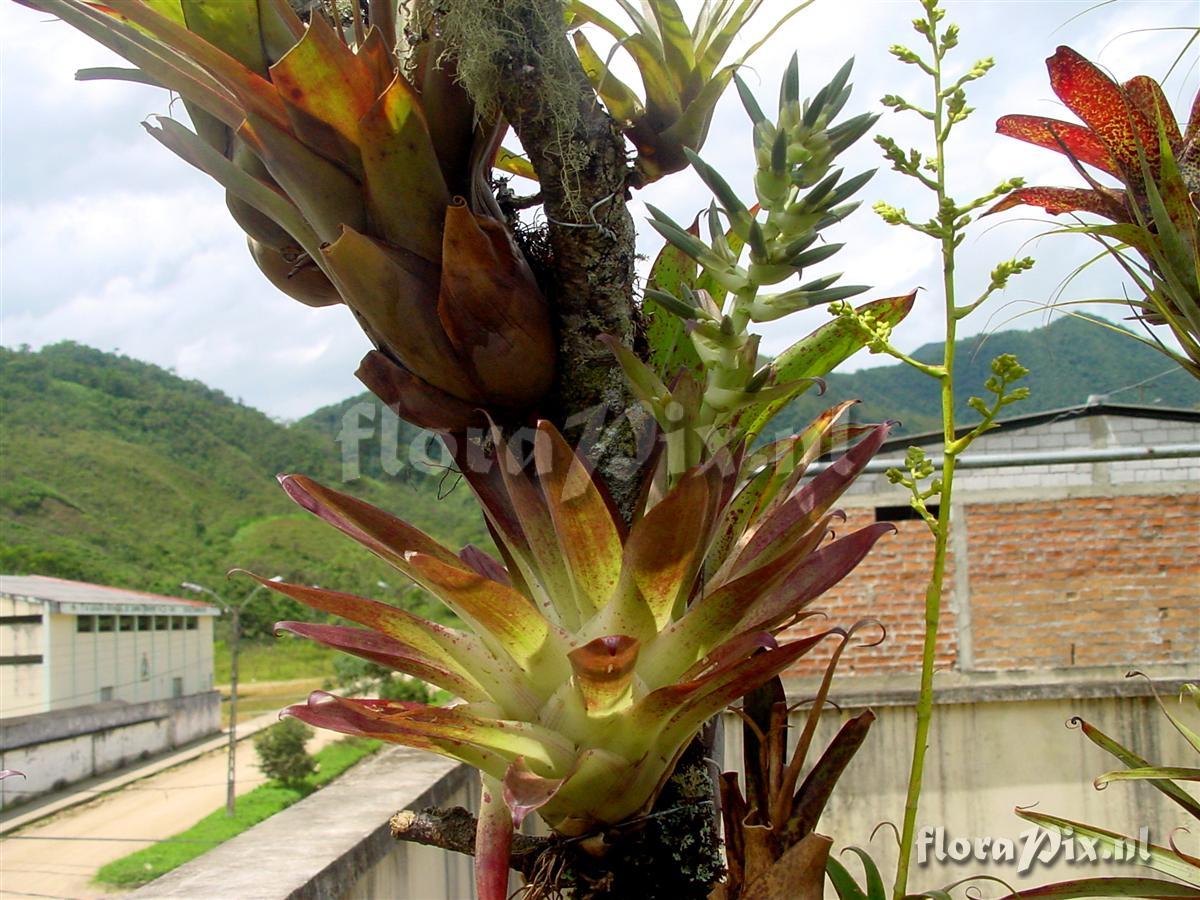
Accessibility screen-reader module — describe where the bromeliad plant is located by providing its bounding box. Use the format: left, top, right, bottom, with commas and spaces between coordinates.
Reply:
988, 46, 1200, 380
566, 0, 813, 187
261, 412, 894, 896
830, 1, 1034, 895
26, 0, 555, 430
611, 54, 912, 483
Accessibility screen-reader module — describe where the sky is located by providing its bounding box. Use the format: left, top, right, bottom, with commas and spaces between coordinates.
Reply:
1, 0, 1196, 420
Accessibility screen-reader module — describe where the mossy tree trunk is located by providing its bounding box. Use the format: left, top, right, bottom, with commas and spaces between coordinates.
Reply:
437, 2, 723, 896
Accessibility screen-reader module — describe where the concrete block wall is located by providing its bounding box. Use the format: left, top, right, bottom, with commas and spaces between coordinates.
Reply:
0, 691, 220, 809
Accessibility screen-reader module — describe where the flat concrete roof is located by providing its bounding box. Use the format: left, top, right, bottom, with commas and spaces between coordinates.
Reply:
883, 401, 1200, 452
0, 575, 219, 616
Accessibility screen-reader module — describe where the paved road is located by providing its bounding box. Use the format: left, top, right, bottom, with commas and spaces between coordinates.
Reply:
0, 720, 339, 900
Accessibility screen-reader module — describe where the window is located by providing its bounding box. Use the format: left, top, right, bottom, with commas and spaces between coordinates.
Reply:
172, 677, 184, 698
138, 616, 152, 631
76, 616, 96, 633
170, 617, 184, 631
97, 615, 115, 633
185, 617, 198, 631
100, 686, 114, 701
155, 616, 169, 631
874, 504, 940, 523
119, 615, 135, 632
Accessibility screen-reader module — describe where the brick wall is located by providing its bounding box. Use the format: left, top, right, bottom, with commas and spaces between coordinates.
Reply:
968, 493, 1199, 670
787, 491, 1199, 677
787, 509, 958, 677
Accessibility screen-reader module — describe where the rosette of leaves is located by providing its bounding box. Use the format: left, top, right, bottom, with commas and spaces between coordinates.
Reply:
996, 675, 1200, 900
247, 412, 893, 897
27, 0, 555, 429
566, 0, 814, 188
613, 56, 913, 476
988, 46, 1200, 379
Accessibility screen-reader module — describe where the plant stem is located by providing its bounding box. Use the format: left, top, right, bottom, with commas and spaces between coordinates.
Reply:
893, 18, 957, 895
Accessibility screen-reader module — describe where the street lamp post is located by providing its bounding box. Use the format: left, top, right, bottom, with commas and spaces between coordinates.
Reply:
181, 577, 279, 817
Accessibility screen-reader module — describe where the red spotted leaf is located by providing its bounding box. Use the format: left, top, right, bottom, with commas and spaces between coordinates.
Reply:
986, 185, 1130, 222
996, 114, 1118, 175
1047, 46, 1157, 174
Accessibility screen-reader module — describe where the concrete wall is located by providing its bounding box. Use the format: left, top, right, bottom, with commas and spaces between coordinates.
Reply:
0, 690, 220, 809
1, 596, 46, 716
129, 746, 483, 900
43, 613, 215, 714
764, 668, 1198, 894
130, 669, 1196, 898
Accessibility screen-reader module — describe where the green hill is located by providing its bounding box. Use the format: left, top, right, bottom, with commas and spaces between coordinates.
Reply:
0, 343, 485, 634
768, 316, 1200, 438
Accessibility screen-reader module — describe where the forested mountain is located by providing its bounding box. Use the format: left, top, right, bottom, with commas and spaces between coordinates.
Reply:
0, 343, 483, 633
767, 316, 1199, 437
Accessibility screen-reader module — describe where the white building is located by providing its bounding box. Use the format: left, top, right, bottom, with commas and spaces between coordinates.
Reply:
0, 574, 219, 719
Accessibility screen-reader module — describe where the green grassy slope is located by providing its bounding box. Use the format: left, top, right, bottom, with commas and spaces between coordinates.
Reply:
0, 343, 484, 634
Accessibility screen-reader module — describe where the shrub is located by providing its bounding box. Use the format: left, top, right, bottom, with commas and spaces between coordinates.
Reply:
253, 718, 315, 789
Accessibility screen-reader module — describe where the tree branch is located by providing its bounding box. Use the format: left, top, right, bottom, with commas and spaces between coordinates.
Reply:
390, 806, 548, 878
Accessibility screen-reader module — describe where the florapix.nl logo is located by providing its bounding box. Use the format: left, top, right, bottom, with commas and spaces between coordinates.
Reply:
916, 825, 1154, 875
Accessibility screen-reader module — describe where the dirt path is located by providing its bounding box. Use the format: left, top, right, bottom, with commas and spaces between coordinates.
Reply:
0, 722, 339, 900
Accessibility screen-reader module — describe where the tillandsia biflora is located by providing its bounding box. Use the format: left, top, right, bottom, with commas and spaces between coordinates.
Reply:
23, 0, 917, 897
825, 1, 1035, 896
987, 46, 1200, 380
265, 412, 895, 897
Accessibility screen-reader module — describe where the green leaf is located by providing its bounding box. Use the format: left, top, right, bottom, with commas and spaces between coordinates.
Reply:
1095, 766, 1200, 785
825, 856, 868, 900
994, 876, 1200, 898
1015, 808, 1200, 886
644, 218, 704, 377
738, 291, 915, 440
572, 30, 644, 123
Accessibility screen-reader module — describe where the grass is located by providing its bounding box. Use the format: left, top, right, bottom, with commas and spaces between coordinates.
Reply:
219, 677, 327, 726
213, 637, 340, 684
93, 737, 382, 889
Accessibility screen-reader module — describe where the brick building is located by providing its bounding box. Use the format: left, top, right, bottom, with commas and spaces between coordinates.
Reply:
791, 403, 1199, 676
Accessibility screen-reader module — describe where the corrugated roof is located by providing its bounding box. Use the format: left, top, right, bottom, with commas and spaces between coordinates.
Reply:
0, 574, 219, 613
